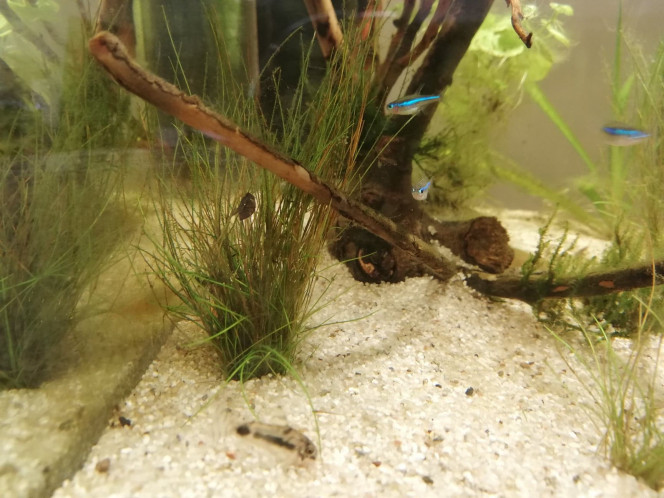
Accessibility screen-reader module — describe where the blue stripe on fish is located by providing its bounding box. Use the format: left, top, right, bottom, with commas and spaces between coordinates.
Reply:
413, 180, 432, 194
386, 95, 440, 115
412, 179, 432, 200
602, 126, 649, 139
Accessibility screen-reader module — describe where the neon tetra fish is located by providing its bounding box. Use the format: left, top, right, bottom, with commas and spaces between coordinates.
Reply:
602, 124, 650, 146
386, 94, 440, 115
412, 176, 432, 201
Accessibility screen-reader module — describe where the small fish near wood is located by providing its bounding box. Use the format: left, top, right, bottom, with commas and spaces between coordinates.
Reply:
232, 192, 256, 220
602, 125, 650, 146
236, 421, 317, 461
385, 94, 440, 115
412, 178, 432, 201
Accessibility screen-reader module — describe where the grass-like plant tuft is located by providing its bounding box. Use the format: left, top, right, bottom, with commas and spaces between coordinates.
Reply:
0, 19, 133, 389
549, 300, 664, 490
146, 27, 373, 380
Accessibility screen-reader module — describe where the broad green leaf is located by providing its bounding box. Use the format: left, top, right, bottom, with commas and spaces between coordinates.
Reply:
614, 74, 635, 113
550, 3, 574, 16
546, 24, 571, 47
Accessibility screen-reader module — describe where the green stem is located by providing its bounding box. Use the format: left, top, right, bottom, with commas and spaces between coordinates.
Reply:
526, 82, 597, 176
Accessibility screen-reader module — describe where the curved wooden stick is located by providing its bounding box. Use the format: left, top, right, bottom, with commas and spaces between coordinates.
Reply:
395, 0, 454, 67
88, 31, 458, 281
466, 261, 664, 303
303, 0, 344, 59
506, 0, 533, 48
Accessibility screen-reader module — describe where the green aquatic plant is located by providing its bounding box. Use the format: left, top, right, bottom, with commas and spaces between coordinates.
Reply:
548, 303, 664, 491
0, 138, 125, 389
519, 211, 663, 337
0, 15, 133, 389
496, 3, 664, 335
147, 29, 371, 379
503, 3, 664, 239
420, 2, 573, 209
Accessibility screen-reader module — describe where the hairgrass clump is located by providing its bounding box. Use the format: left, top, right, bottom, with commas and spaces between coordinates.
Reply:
0, 17, 133, 389
0, 127, 126, 389
548, 301, 664, 490
148, 25, 373, 380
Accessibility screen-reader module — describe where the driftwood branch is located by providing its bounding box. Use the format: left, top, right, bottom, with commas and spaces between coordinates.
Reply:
505, 0, 532, 48
347, 0, 512, 283
395, 0, 455, 68
88, 31, 458, 282
96, 0, 135, 56
375, 0, 415, 90
466, 261, 664, 303
376, 0, 434, 104
302, 0, 344, 59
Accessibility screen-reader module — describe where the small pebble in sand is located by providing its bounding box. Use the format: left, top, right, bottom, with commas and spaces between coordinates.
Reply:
95, 458, 111, 474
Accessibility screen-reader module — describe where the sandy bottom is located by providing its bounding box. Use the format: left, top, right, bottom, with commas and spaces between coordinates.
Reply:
52, 269, 660, 496
53, 212, 660, 497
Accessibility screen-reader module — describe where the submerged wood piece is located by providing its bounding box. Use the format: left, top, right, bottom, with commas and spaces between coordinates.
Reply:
376, 0, 435, 104
96, 0, 136, 56
422, 215, 514, 274
395, 0, 455, 67
88, 31, 457, 282
466, 261, 664, 303
505, 0, 533, 48
330, 215, 514, 283
303, 0, 344, 59
406, 0, 494, 133
345, 1, 506, 283
375, 0, 415, 89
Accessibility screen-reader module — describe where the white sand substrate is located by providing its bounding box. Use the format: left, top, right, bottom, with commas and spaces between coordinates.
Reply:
53, 250, 660, 497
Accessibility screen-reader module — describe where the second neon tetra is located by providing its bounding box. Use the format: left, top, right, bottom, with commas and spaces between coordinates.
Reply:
386, 94, 440, 115
602, 124, 650, 146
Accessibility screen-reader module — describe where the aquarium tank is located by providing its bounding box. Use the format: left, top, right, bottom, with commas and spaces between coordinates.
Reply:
1, 0, 663, 496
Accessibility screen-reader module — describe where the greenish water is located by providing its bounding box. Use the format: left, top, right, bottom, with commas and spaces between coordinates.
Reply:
1, 0, 663, 385
1, 3, 663, 494
491, 0, 664, 209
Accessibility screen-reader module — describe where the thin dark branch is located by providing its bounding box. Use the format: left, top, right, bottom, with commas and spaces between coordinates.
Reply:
377, 0, 434, 104
375, 0, 415, 87
505, 0, 532, 48
395, 0, 455, 68
302, 0, 344, 59
466, 261, 664, 303
392, 0, 494, 167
